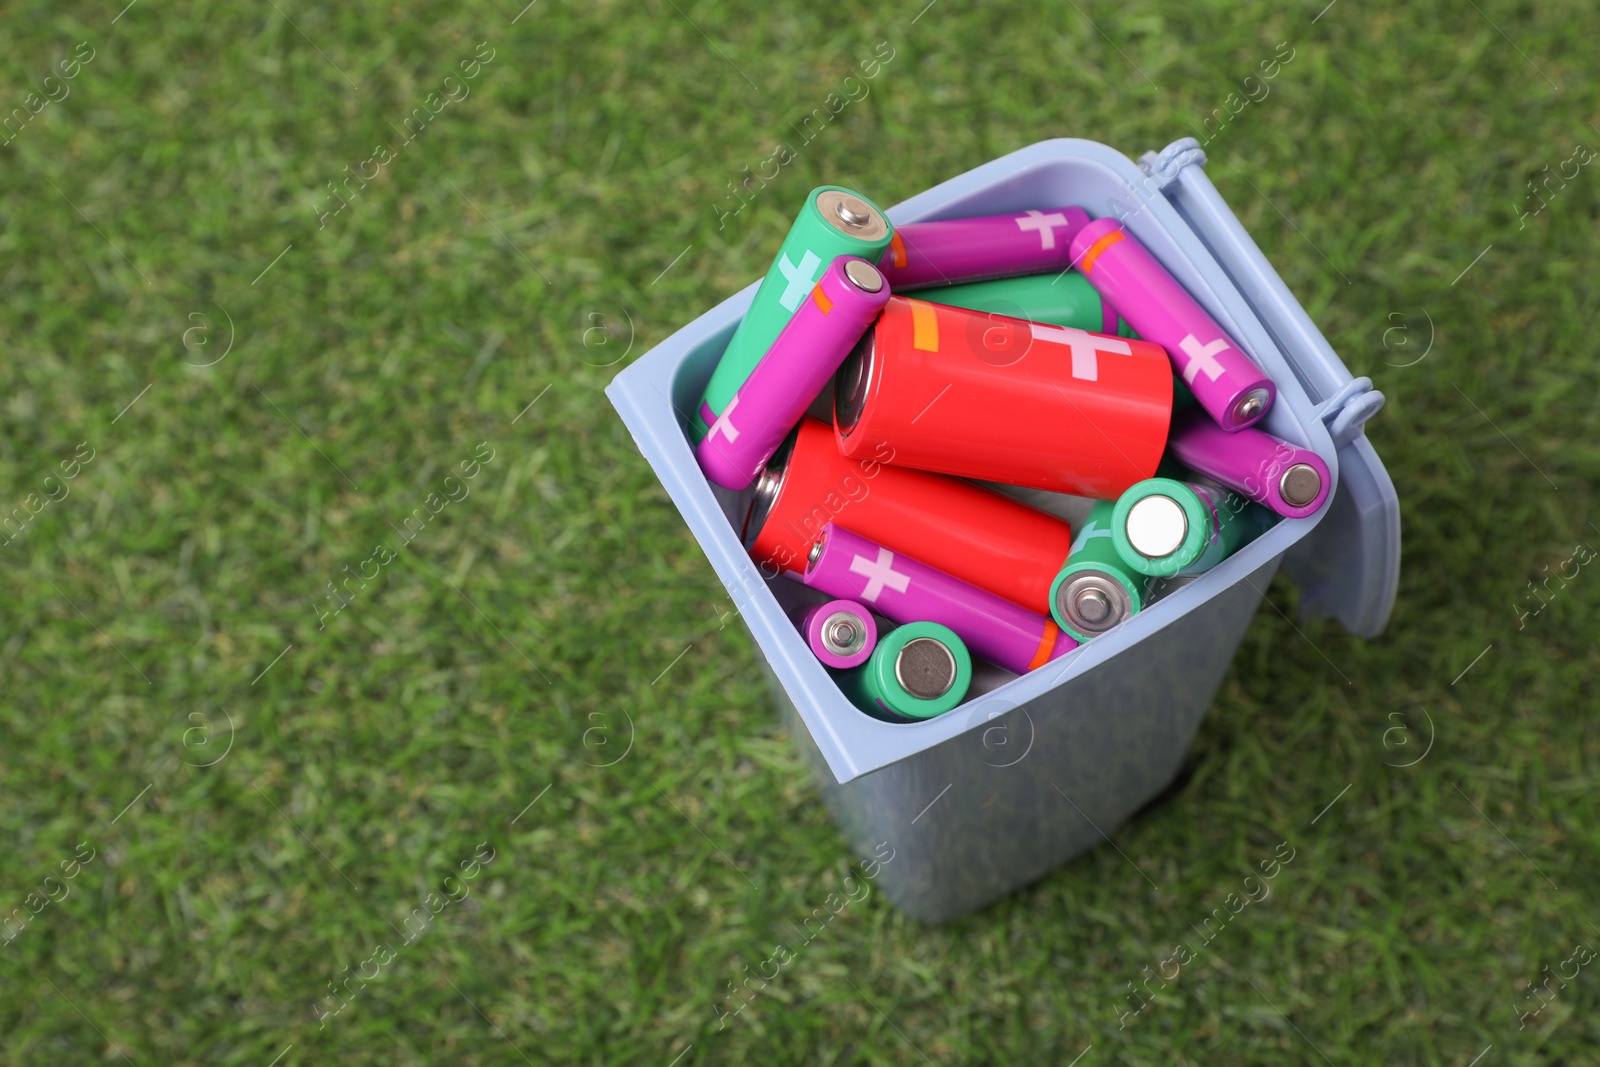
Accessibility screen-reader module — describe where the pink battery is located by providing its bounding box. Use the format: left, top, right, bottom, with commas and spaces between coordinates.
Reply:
878, 208, 1090, 290
1167, 407, 1331, 519
803, 523, 1076, 676
792, 598, 877, 669
1070, 217, 1276, 432
696, 256, 891, 491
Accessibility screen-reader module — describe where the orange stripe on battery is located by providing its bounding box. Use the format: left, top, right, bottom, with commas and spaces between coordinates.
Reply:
910, 300, 939, 351
889, 231, 907, 268
812, 283, 834, 315
1078, 229, 1125, 274
1028, 621, 1061, 670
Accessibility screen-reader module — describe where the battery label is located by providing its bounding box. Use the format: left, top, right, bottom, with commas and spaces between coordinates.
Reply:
910, 300, 939, 351
703, 398, 741, 444
1070, 515, 1115, 552
1179, 334, 1231, 385
848, 546, 912, 601
1028, 323, 1133, 381
1077, 228, 1124, 272
1014, 209, 1073, 249
778, 250, 823, 310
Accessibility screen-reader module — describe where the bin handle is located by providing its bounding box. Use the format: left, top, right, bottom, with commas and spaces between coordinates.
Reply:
1139, 138, 1360, 410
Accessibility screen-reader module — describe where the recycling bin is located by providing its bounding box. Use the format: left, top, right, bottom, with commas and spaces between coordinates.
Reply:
606, 137, 1400, 922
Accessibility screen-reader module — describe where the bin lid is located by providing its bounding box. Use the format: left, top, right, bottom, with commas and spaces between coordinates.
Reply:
1141, 138, 1400, 638
1282, 413, 1400, 638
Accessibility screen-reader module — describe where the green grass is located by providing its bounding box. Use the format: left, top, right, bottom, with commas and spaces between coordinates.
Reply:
1, 0, 1597, 1063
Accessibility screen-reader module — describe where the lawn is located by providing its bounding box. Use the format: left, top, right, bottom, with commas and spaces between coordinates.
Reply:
1, 1, 1597, 1064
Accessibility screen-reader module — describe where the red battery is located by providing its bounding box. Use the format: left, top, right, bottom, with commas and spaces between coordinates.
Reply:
743, 417, 1073, 614
833, 297, 1173, 499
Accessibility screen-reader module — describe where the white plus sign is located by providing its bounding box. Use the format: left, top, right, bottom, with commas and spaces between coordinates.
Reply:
705, 395, 740, 444
848, 547, 910, 602
1014, 209, 1070, 250
1073, 519, 1113, 550
776, 250, 822, 312
1179, 334, 1231, 384
1029, 323, 1132, 381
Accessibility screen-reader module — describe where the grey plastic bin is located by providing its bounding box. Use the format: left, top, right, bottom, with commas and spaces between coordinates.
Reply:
607, 138, 1400, 922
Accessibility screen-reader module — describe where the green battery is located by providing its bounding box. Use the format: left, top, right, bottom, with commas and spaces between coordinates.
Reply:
693, 187, 893, 442
916, 271, 1137, 337
1111, 477, 1274, 578
1049, 500, 1148, 641
834, 620, 972, 722
1185, 486, 1276, 573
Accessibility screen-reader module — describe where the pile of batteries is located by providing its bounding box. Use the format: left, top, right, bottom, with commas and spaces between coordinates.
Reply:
692, 186, 1330, 724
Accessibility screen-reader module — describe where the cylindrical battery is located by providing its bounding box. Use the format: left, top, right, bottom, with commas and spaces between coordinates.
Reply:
1166, 406, 1331, 519
696, 257, 890, 490
1183, 485, 1276, 574
694, 187, 893, 442
878, 207, 1090, 290
833, 297, 1173, 498
1110, 478, 1272, 577
804, 523, 1076, 676
833, 620, 972, 721
1070, 217, 1276, 432
744, 417, 1074, 613
918, 271, 1134, 337
1049, 499, 1147, 641
792, 598, 877, 669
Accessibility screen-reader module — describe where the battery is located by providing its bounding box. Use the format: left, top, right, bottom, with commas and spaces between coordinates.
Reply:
744, 417, 1075, 613
833, 619, 972, 721
833, 297, 1173, 498
694, 187, 893, 442
1049, 499, 1148, 641
804, 523, 1076, 676
1110, 478, 1272, 577
1183, 482, 1277, 573
878, 207, 1090, 290
696, 257, 889, 491
793, 598, 877, 669
918, 271, 1135, 337
1070, 217, 1276, 432
1166, 406, 1331, 519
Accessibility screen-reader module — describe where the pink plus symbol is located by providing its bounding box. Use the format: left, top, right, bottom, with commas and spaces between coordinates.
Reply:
705, 396, 741, 444
848, 548, 910, 602
1014, 210, 1071, 250
1179, 334, 1231, 384
1028, 323, 1133, 382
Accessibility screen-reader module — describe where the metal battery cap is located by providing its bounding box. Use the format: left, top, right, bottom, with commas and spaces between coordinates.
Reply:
1279, 463, 1322, 507
817, 190, 889, 242
1231, 388, 1270, 425
1055, 571, 1133, 636
820, 611, 867, 657
807, 532, 828, 570
741, 426, 796, 549
833, 329, 877, 436
1078, 589, 1109, 622
1125, 494, 1189, 559
843, 259, 885, 293
895, 637, 956, 700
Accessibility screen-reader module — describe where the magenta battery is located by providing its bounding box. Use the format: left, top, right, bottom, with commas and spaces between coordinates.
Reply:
1070, 217, 1276, 432
1166, 406, 1331, 519
792, 598, 877, 669
696, 257, 890, 491
879, 207, 1090, 290
803, 523, 1076, 676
